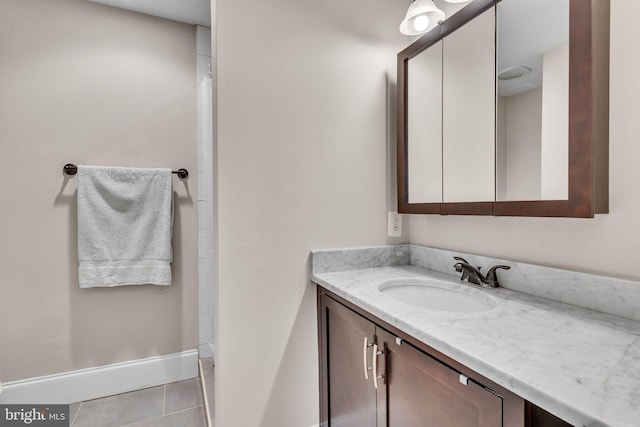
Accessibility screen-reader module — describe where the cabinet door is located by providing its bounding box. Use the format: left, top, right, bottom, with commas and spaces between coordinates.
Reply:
376, 328, 502, 427
319, 293, 377, 427
407, 39, 443, 204
442, 6, 495, 203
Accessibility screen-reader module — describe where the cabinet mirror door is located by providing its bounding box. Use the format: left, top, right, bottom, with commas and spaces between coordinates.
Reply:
398, 0, 608, 217
442, 7, 495, 203
400, 1, 496, 214
407, 39, 443, 204
493, 0, 609, 217
496, 0, 570, 201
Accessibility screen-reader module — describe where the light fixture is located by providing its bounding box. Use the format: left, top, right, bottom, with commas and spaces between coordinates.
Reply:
443, 0, 471, 3
399, 0, 446, 36
498, 65, 532, 81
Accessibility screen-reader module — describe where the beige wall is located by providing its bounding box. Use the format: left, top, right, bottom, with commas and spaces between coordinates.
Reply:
0, 0, 198, 382
497, 88, 543, 200
215, 0, 407, 425
410, 0, 639, 281
217, 1, 630, 426
408, 41, 443, 204
540, 42, 569, 200
442, 9, 495, 203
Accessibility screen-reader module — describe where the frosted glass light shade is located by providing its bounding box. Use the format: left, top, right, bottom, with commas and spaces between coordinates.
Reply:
400, 0, 446, 36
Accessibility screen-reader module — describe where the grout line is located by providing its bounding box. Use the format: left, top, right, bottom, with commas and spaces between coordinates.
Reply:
163, 405, 204, 417
123, 407, 207, 427
162, 383, 167, 416
119, 406, 206, 427
199, 359, 213, 427
70, 402, 82, 426
165, 405, 203, 415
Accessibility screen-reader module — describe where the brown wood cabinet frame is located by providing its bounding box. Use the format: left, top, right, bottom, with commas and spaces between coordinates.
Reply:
317, 287, 525, 426
317, 286, 573, 426
397, 0, 609, 217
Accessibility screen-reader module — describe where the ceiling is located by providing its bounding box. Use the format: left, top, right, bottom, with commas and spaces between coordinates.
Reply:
419, 0, 569, 97
497, 0, 569, 97
89, 0, 211, 27
86, 0, 567, 97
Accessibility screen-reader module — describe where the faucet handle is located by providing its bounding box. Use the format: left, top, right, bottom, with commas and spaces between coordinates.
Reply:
453, 262, 468, 282
484, 265, 511, 288
453, 257, 469, 272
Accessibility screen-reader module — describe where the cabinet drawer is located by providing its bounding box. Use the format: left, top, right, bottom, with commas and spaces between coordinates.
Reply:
377, 328, 502, 427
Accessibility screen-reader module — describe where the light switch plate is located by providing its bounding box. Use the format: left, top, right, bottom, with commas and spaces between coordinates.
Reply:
388, 212, 402, 237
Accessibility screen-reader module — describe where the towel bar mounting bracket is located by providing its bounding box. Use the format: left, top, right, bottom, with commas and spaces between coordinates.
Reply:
63, 164, 189, 180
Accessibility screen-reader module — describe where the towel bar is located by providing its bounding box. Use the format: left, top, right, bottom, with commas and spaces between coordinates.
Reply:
63, 163, 189, 179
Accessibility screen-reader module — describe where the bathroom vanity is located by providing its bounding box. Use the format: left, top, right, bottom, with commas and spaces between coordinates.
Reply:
318, 289, 564, 427
312, 245, 640, 427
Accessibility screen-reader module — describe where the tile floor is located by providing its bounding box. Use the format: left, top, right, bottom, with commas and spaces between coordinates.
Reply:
68, 362, 214, 427
200, 357, 214, 421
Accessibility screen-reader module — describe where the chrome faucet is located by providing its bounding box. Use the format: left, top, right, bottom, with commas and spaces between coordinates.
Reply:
453, 257, 511, 289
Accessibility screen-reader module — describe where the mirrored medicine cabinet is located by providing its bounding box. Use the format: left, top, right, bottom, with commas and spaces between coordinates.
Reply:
397, 0, 609, 217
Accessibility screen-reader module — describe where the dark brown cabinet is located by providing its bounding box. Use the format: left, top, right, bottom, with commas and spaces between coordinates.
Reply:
318, 287, 571, 427
320, 290, 377, 426
319, 290, 508, 426
379, 326, 502, 427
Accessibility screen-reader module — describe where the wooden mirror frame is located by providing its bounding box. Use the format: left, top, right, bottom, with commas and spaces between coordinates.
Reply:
397, 0, 609, 217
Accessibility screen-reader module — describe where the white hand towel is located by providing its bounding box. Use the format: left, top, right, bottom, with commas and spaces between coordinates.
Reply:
77, 165, 173, 287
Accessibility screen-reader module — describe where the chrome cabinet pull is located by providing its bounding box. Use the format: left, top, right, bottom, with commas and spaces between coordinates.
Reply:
372, 344, 378, 388
372, 344, 384, 389
363, 337, 369, 380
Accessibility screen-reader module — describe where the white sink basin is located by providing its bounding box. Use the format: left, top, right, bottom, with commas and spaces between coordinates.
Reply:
378, 278, 497, 313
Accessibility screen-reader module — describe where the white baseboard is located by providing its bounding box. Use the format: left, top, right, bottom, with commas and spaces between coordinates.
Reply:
0, 349, 199, 404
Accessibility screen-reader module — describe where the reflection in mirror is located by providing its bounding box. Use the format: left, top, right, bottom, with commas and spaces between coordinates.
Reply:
443, 7, 495, 203
496, 0, 570, 201
407, 40, 443, 203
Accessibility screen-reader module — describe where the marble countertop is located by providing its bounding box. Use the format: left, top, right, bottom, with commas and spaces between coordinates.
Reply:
312, 264, 640, 427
